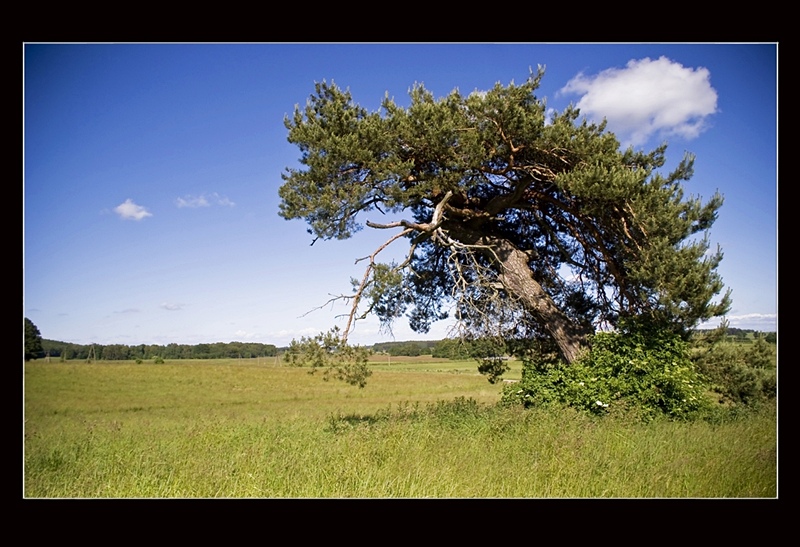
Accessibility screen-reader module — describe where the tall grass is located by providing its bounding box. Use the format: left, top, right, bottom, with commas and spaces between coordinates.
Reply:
24, 360, 776, 498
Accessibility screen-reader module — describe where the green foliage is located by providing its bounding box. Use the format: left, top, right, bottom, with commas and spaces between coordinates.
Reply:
724, 327, 776, 344
279, 70, 730, 362
153, 357, 165, 364
503, 319, 712, 421
428, 396, 484, 428
746, 334, 776, 369
284, 327, 373, 388
690, 328, 776, 406
25, 317, 44, 361
470, 337, 511, 384
431, 338, 472, 360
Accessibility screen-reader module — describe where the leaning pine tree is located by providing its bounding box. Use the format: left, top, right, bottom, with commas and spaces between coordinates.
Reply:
278, 68, 731, 383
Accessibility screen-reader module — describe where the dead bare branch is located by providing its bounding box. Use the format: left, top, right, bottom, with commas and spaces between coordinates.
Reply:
343, 227, 414, 343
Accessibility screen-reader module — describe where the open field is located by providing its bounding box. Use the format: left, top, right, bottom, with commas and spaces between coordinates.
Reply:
24, 358, 776, 498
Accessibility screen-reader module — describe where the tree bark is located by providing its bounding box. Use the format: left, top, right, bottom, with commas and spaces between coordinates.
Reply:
448, 225, 589, 363
494, 239, 588, 363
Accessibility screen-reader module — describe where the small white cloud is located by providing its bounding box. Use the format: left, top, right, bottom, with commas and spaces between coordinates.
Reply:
699, 313, 777, 331
728, 313, 777, 327
176, 192, 235, 208
114, 199, 153, 221
160, 302, 184, 311
234, 329, 261, 340
176, 195, 210, 208
559, 56, 718, 147
270, 327, 319, 341
213, 193, 235, 207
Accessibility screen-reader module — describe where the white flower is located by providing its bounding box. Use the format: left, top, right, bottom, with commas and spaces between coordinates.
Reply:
595, 400, 609, 408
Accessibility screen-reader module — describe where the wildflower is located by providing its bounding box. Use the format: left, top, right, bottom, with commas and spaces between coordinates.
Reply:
595, 400, 609, 408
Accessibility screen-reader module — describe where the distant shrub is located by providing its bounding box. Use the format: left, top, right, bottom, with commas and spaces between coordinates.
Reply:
153, 356, 165, 364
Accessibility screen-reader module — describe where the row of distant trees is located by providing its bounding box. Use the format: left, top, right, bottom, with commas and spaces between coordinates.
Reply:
372, 340, 439, 357
726, 328, 776, 343
373, 338, 508, 359
372, 329, 776, 358
24, 314, 774, 363
37, 339, 278, 361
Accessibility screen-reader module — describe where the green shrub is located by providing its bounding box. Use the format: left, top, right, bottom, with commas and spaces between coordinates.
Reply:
429, 396, 483, 426
503, 320, 712, 421
153, 356, 165, 364
690, 332, 776, 406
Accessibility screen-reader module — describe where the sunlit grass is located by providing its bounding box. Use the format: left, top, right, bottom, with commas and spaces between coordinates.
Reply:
24, 360, 776, 498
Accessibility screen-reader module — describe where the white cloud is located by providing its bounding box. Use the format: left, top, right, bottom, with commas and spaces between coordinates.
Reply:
699, 313, 777, 331
176, 192, 235, 208
114, 199, 153, 221
559, 57, 718, 147
269, 327, 320, 342
160, 302, 184, 311
176, 195, 210, 208
727, 313, 777, 326
213, 193, 235, 207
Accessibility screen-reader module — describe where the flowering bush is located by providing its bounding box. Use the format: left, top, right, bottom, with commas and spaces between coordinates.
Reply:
502, 319, 712, 421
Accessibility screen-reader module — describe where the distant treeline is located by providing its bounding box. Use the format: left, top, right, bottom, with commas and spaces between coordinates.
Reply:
372, 340, 440, 357
724, 328, 776, 343
371, 329, 777, 358
372, 339, 484, 360
36, 328, 774, 361
40, 340, 278, 361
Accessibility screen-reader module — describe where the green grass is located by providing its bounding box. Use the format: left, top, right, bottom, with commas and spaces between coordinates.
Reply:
24, 359, 776, 498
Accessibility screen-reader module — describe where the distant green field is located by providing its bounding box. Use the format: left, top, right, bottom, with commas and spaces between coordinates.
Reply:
24, 358, 776, 498
25, 358, 505, 419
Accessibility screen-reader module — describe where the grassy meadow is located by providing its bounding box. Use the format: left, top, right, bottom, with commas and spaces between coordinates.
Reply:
24, 356, 777, 498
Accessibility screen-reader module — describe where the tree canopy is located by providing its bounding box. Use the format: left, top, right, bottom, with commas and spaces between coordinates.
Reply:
24, 317, 44, 361
279, 69, 730, 365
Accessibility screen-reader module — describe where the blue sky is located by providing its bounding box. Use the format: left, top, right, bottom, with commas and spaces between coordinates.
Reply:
23, 43, 778, 347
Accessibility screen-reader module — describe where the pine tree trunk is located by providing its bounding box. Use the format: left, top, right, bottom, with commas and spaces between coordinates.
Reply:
448, 225, 589, 363
493, 239, 588, 363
